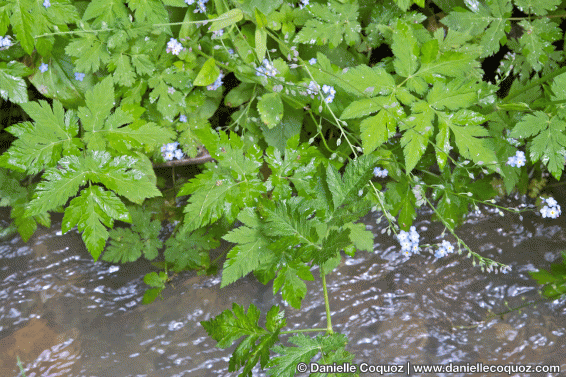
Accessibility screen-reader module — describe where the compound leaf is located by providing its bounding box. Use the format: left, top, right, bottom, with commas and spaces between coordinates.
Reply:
221, 208, 273, 287
25, 150, 161, 218
63, 185, 132, 260
201, 303, 285, 376
267, 334, 350, 377
294, 0, 360, 48
0, 100, 81, 174
518, 18, 562, 71
0, 61, 29, 103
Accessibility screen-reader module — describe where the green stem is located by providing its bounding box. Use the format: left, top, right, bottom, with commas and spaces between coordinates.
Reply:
280, 328, 328, 335
320, 267, 334, 335
484, 291, 565, 321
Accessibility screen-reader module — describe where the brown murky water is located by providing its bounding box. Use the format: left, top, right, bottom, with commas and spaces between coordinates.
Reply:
0, 193, 565, 376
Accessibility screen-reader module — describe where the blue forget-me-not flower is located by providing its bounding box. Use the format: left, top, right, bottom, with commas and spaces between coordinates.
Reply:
541, 196, 561, 219
161, 142, 185, 161
373, 167, 388, 178
506, 150, 526, 168
397, 226, 420, 257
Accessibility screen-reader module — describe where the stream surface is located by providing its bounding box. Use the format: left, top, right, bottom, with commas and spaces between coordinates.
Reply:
0, 193, 565, 377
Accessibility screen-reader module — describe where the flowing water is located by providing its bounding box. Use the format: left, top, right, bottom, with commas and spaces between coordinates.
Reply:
0, 193, 565, 376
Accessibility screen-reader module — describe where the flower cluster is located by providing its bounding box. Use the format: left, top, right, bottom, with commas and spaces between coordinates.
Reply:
161, 142, 184, 161
306, 81, 319, 96
0, 35, 12, 48
540, 197, 561, 219
39, 63, 49, 73
397, 226, 420, 257
321, 85, 336, 103
256, 59, 278, 78
186, 0, 209, 13
373, 167, 388, 178
434, 240, 455, 258
207, 72, 224, 91
506, 150, 526, 168
166, 38, 183, 55
304, 81, 335, 103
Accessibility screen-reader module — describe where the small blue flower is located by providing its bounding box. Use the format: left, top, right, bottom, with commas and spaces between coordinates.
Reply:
43, 0, 50, 8
321, 85, 336, 103
166, 38, 183, 55
309, 58, 317, 65
306, 81, 320, 95
207, 72, 224, 91
39, 63, 48, 73
541, 201, 561, 219
373, 167, 388, 178
179, 114, 187, 122
164, 151, 174, 161
507, 150, 525, 168
411, 244, 419, 254
256, 59, 278, 78
166, 142, 179, 152
397, 227, 420, 256
435, 240, 455, 258
442, 240, 454, 254
190, 0, 208, 13
434, 247, 447, 259
409, 231, 419, 243
0, 35, 12, 48
74, 72, 85, 81
514, 151, 526, 167
174, 149, 184, 160
397, 232, 409, 243
400, 239, 412, 252
543, 197, 558, 207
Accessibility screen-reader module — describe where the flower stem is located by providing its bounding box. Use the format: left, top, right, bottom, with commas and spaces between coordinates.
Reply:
320, 266, 334, 335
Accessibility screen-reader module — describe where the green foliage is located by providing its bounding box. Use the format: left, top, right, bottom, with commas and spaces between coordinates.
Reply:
164, 226, 217, 272
2, 0, 566, 373
517, 19, 561, 71
102, 206, 161, 263
178, 131, 264, 231
0, 61, 30, 103
510, 110, 566, 180
529, 251, 566, 298
441, 0, 512, 58
294, 0, 361, 48
142, 271, 168, 304
268, 333, 355, 377
257, 92, 284, 128
201, 304, 286, 376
